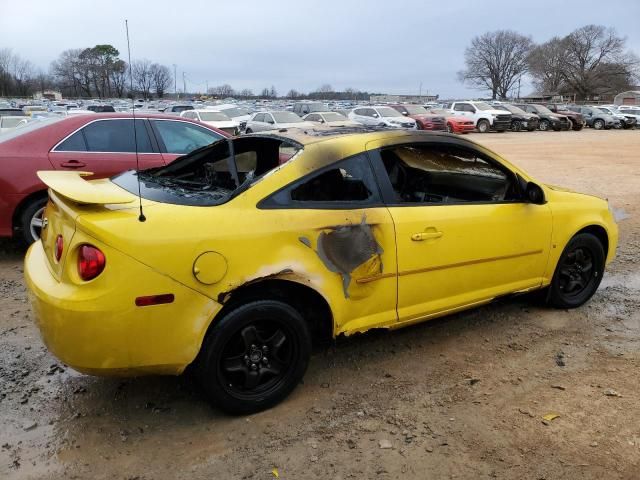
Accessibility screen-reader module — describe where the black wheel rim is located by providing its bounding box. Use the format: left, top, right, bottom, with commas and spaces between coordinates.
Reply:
558, 247, 595, 298
218, 319, 297, 399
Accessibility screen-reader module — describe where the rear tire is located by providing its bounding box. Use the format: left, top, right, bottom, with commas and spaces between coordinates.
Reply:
196, 300, 312, 415
19, 196, 48, 245
547, 233, 605, 309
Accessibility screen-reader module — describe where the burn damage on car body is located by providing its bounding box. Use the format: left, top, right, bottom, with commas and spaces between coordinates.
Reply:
299, 216, 384, 298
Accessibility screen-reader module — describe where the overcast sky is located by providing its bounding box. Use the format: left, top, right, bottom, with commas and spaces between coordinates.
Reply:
1, 0, 639, 98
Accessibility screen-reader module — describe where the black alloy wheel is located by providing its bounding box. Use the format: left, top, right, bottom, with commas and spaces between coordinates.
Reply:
548, 233, 605, 309
197, 300, 311, 414
539, 119, 550, 131
511, 120, 522, 132
593, 119, 605, 130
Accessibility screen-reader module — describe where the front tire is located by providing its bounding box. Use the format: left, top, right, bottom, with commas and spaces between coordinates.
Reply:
539, 119, 550, 131
511, 120, 522, 132
197, 300, 312, 415
19, 196, 48, 245
593, 119, 605, 130
476, 119, 490, 133
547, 233, 605, 309
447, 123, 454, 133
245, 128, 253, 134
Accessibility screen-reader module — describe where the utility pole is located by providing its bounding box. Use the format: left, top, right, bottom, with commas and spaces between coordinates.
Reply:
182, 72, 186, 96
419, 81, 422, 100
206, 80, 208, 95
173, 64, 177, 99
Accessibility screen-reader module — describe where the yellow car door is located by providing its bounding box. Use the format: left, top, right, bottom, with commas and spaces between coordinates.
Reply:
257, 151, 399, 335
366, 139, 552, 323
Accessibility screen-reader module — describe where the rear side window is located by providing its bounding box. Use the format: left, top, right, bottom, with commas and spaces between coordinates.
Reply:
152, 120, 223, 154
262, 154, 380, 208
56, 131, 87, 151
82, 119, 153, 153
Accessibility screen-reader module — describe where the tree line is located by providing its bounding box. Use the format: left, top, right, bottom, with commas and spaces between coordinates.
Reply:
459, 24, 639, 100
206, 83, 372, 101
0, 45, 173, 99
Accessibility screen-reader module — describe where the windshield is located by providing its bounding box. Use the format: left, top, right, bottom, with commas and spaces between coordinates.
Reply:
272, 112, 304, 123
501, 104, 527, 114
222, 107, 251, 118
0, 117, 64, 143
403, 105, 428, 115
323, 112, 347, 122
376, 107, 404, 118
199, 111, 231, 121
112, 136, 301, 206
533, 105, 553, 114
474, 102, 495, 111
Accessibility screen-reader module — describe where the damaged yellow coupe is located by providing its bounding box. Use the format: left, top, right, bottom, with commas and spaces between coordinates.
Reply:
25, 128, 617, 413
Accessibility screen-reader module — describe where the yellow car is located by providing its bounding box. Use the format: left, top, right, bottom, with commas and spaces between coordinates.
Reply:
25, 128, 618, 414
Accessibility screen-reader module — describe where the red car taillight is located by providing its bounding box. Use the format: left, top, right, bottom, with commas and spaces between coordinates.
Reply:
78, 245, 106, 281
55, 235, 64, 262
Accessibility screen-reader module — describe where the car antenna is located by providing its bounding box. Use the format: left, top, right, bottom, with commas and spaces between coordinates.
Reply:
125, 19, 145, 222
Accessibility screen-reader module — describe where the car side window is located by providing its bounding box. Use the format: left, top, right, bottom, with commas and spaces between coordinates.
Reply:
55, 130, 87, 151
151, 120, 223, 154
307, 114, 320, 122
253, 114, 263, 122
465, 104, 476, 113
379, 144, 519, 205
263, 154, 381, 207
265, 114, 275, 124
453, 104, 465, 112
81, 119, 153, 153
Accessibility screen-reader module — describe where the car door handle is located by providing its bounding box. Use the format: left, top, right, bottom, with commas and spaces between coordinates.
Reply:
411, 231, 443, 241
60, 160, 86, 168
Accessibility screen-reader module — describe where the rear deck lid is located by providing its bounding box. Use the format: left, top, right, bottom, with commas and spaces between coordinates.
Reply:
36, 171, 136, 205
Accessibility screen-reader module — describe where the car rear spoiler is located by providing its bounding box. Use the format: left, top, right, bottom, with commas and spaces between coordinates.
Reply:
37, 171, 135, 205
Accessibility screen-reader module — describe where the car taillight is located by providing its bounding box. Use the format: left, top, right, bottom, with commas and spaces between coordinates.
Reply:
78, 245, 105, 281
55, 235, 63, 262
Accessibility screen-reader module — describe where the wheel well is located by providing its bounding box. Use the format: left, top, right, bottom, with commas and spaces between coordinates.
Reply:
210, 279, 334, 347
12, 190, 48, 234
576, 225, 609, 258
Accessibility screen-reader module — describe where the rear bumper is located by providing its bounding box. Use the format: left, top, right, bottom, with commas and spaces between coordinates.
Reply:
25, 238, 221, 376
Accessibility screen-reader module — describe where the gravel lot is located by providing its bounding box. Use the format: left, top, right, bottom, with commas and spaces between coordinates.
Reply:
1, 129, 639, 480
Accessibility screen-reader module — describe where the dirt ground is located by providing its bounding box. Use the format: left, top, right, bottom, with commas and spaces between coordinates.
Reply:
1, 129, 639, 480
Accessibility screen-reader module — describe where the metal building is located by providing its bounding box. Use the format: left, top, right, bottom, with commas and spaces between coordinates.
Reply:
614, 90, 640, 106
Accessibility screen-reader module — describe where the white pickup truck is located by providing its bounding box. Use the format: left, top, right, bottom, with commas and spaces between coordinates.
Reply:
446, 101, 511, 133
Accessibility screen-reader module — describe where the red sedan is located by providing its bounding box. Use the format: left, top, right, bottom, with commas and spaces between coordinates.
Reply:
0, 113, 229, 243
428, 109, 476, 134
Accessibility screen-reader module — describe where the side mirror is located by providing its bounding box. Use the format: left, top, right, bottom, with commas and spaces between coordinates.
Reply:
373, 113, 379, 118
319, 119, 325, 123
402, 112, 408, 116
526, 182, 546, 205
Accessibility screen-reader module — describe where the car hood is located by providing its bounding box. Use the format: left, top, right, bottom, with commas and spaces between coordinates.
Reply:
485, 109, 511, 116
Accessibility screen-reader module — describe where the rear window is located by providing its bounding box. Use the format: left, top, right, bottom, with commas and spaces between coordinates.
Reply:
0, 117, 65, 143
112, 136, 301, 206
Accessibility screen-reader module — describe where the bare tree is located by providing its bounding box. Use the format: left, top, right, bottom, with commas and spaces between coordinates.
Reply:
111, 60, 128, 98
562, 25, 637, 99
260, 87, 270, 98
209, 84, 235, 97
287, 89, 301, 99
131, 59, 153, 99
527, 37, 567, 94
238, 88, 253, 98
458, 30, 533, 99
269, 85, 277, 98
315, 84, 333, 94
149, 63, 172, 98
